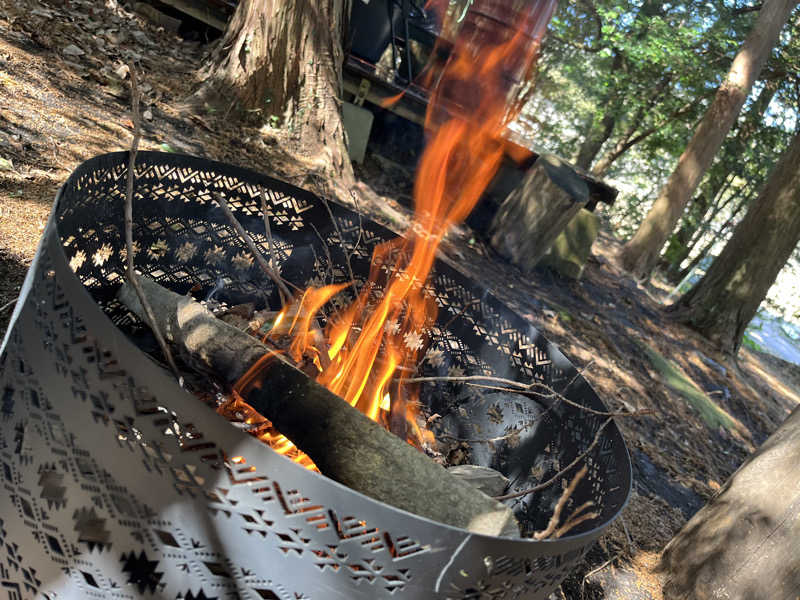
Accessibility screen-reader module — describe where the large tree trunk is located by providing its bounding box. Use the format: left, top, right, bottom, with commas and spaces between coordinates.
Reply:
668, 130, 800, 355
193, 0, 354, 182
658, 404, 800, 599
618, 0, 799, 280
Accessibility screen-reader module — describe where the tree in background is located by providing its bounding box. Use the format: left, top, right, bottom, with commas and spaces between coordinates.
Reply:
660, 77, 784, 281
618, 0, 800, 280
535, 0, 751, 175
192, 0, 354, 184
668, 129, 800, 355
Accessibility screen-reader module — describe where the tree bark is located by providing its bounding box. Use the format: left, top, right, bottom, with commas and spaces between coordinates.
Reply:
618, 0, 799, 280
668, 130, 800, 355
193, 0, 354, 182
662, 78, 780, 279
658, 404, 800, 599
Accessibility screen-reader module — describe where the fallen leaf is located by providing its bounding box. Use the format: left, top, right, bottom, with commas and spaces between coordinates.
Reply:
0, 157, 13, 171
62, 44, 85, 57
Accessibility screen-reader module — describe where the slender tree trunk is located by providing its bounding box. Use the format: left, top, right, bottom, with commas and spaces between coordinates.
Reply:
572, 51, 623, 171
618, 0, 799, 280
574, 111, 616, 171
662, 78, 780, 278
662, 175, 733, 278
193, 0, 354, 182
672, 190, 753, 284
668, 130, 800, 355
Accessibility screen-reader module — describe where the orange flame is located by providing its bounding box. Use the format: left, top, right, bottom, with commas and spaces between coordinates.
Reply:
240, 0, 557, 468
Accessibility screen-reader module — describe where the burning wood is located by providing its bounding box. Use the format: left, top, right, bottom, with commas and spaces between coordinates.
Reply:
118, 276, 520, 537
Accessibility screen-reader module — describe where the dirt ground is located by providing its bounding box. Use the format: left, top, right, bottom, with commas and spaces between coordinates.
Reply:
1, 1, 798, 597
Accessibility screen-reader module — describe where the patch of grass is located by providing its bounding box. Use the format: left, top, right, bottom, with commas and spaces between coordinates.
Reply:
639, 341, 744, 434
558, 310, 573, 323
741, 333, 764, 353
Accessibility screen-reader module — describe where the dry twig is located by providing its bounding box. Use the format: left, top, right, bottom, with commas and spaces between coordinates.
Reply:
123, 61, 181, 381
0, 298, 17, 313
258, 188, 286, 304
212, 192, 294, 300
494, 418, 613, 501
533, 465, 595, 540
399, 372, 653, 419
315, 178, 358, 294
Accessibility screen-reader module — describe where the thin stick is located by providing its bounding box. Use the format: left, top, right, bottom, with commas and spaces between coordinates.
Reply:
461, 382, 654, 418
347, 189, 364, 265
494, 418, 613, 501
533, 465, 589, 540
399, 372, 652, 419
0, 298, 17, 313
212, 192, 293, 299
316, 181, 358, 294
259, 188, 286, 305
123, 61, 181, 382
309, 222, 336, 285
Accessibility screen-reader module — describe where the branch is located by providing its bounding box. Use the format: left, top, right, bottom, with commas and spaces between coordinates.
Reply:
212, 192, 294, 300
259, 188, 286, 305
494, 418, 613, 501
123, 61, 181, 381
533, 465, 599, 539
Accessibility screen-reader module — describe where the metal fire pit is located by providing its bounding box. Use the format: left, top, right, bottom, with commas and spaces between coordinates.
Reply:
0, 152, 630, 599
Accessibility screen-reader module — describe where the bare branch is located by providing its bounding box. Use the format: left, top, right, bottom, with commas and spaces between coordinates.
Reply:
259, 188, 286, 304
494, 418, 613, 501
212, 192, 294, 299
533, 465, 590, 540
123, 61, 181, 382
0, 298, 17, 313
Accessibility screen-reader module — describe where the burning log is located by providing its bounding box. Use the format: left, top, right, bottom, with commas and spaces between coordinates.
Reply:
118, 277, 520, 537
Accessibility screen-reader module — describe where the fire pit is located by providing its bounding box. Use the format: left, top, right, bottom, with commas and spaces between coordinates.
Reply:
0, 152, 630, 599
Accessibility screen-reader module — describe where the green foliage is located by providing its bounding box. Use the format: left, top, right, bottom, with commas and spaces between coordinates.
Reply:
527, 0, 800, 242
741, 333, 765, 353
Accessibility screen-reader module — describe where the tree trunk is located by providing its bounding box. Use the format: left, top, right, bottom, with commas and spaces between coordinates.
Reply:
574, 111, 617, 171
671, 190, 752, 284
662, 175, 733, 279
572, 51, 623, 171
662, 78, 780, 279
658, 404, 800, 599
193, 0, 354, 182
618, 0, 799, 280
668, 130, 800, 355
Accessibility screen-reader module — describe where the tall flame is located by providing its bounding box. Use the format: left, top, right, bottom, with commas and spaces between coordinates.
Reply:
242, 0, 558, 467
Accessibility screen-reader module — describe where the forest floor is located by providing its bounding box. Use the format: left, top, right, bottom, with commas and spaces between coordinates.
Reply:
1, 1, 799, 598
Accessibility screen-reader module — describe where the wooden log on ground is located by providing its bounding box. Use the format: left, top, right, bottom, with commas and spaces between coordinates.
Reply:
489, 154, 589, 272
658, 404, 800, 598
118, 277, 520, 537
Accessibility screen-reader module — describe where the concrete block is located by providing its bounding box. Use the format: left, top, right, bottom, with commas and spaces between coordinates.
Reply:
342, 101, 374, 164
539, 208, 600, 279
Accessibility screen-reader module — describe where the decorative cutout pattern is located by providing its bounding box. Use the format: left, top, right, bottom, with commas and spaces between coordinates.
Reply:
0, 152, 630, 599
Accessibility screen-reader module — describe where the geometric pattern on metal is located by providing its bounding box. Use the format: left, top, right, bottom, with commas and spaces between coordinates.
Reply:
0, 152, 631, 599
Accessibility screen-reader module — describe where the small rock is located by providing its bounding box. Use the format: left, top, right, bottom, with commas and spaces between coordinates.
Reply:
114, 63, 130, 80
447, 465, 509, 497
143, 109, 153, 121
62, 44, 85, 57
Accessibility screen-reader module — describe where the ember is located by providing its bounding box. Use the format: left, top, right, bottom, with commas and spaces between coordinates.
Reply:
254, 0, 558, 464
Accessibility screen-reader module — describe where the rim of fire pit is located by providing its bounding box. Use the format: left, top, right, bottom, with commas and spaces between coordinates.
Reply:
1, 151, 632, 599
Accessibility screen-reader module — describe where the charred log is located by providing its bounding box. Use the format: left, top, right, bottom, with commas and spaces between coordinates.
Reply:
118, 277, 520, 537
